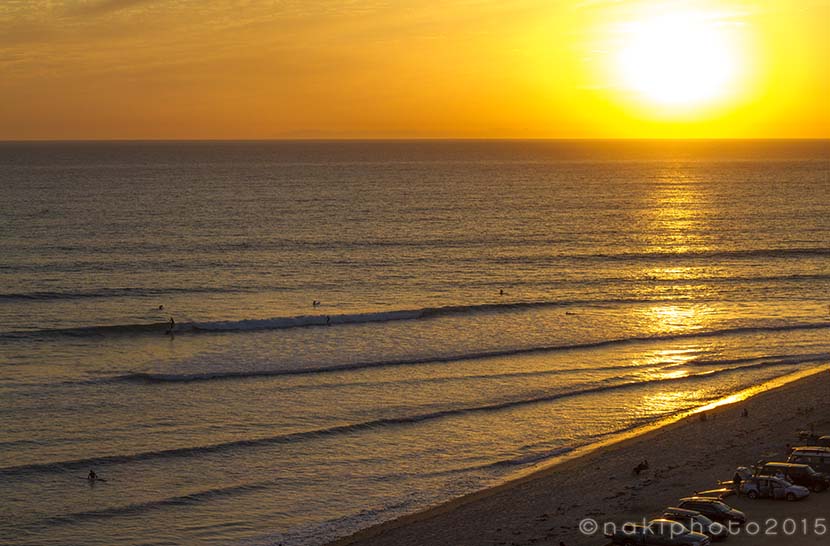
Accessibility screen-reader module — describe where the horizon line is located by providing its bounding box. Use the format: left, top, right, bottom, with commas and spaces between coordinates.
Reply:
1, 137, 828, 144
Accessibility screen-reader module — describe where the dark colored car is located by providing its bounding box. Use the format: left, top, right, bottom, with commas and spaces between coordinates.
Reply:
661, 508, 729, 541
677, 497, 746, 526
789, 448, 830, 472
758, 462, 829, 492
789, 447, 830, 474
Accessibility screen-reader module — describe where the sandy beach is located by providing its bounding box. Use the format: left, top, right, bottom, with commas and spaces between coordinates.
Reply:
330, 367, 830, 546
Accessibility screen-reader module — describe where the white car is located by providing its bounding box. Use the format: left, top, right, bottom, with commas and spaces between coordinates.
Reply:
740, 476, 809, 501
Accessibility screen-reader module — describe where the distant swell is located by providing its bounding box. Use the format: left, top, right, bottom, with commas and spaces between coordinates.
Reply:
2, 272, 827, 303
573, 247, 830, 261
0, 286, 246, 302
3, 356, 821, 478
1, 299, 605, 339
109, 322, 830, 384
40, 482, 274, 526
6, 294, 830, 339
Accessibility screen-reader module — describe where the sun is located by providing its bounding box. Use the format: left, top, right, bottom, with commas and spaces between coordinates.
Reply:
617, 12, 739, 107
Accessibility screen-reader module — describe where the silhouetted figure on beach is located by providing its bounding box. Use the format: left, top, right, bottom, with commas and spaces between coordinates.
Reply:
158, 304, 164, 310
88, 470, 97, 481
165, 317, 175, 335
499, 289, 504, 296
326, 315, 331, 326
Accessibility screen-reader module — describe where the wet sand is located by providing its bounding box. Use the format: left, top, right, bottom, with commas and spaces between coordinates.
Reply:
328, 367, 830, 546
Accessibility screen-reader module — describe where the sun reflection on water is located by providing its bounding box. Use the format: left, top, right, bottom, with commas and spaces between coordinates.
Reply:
633, 348, 700, 382
643, 175, 713, 254
637, 303, 716, 336
638, 388, 708, 417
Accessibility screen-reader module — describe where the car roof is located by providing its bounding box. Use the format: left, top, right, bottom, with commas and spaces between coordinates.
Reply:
791, 446, 830, 453
764, 462, 807, 469
679, 496, 722, 503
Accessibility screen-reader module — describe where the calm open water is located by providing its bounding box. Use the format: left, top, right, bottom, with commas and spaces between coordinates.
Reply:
1, 140, 829, 545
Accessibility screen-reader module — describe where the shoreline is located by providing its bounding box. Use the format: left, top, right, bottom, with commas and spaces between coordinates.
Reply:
327, 365, 830, 546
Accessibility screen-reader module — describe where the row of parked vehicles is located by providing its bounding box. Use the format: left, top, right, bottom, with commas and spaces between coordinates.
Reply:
605, 443, 830, 546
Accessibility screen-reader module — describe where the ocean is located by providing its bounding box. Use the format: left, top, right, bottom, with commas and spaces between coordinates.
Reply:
1, 140, 828, 545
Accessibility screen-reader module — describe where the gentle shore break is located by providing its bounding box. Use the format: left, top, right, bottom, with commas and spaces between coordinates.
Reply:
329, 366, 830, 546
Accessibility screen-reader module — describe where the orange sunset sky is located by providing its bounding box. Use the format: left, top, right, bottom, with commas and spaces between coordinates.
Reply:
1, 0, 828, 140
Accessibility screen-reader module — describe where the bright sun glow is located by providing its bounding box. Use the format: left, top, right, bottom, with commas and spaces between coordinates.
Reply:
618, 12, 739, 106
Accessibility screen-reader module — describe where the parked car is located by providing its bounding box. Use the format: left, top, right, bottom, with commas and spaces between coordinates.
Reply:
661, 507, 729, 541
606, 519, 711, 546
789, 446, 830, 473
740, 476, 809, 501
757, 462, 829, 492
676, 497, 746, 525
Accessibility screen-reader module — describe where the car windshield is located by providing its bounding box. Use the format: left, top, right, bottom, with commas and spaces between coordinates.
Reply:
710, 501, 729, 511
651, 522, 688, 536
695, 514, 715, 526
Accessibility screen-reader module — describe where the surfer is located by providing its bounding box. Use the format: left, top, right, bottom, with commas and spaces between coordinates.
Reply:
158, 304, 164, 310
165, 316, 175, 335
312, 300, 320, 307
326, 315, 331, 326
88, 470, 97, 481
